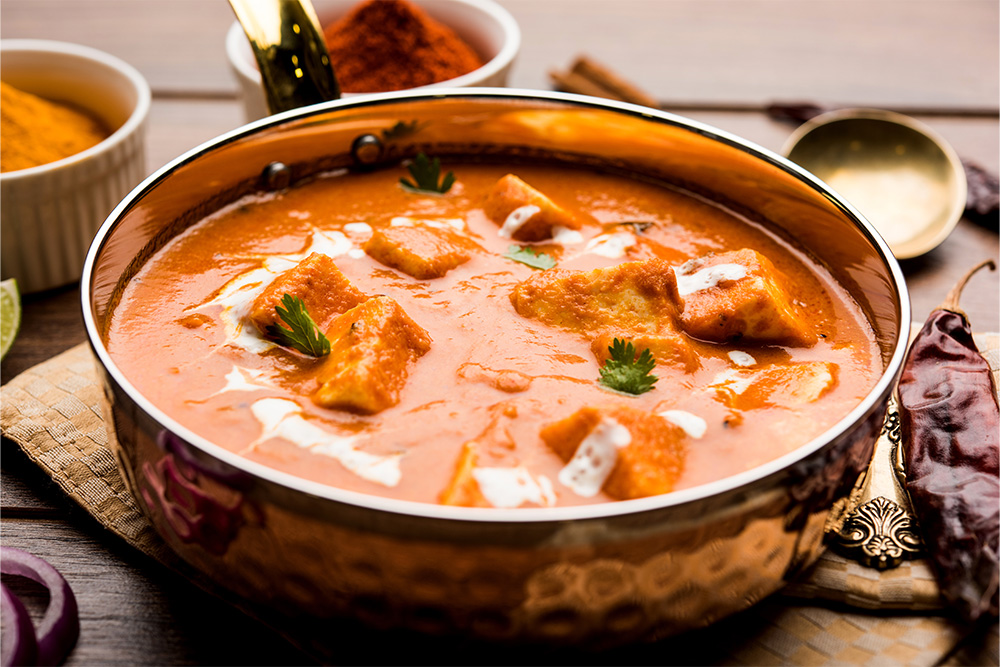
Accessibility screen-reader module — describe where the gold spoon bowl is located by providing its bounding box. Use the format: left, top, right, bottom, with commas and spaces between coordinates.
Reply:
783, 108, 967, 260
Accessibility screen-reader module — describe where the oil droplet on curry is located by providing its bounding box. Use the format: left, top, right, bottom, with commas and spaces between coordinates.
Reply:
108, 161, 881, 508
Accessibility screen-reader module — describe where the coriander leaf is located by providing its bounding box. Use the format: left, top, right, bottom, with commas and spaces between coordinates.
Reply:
381, 119, 422, 141
399, 152, 455, 194
502, 244, 556, 270
598, 338, 658, 395
265, 294, 331, 357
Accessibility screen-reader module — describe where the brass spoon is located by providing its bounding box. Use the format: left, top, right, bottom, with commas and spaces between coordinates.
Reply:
783, 109, 967, 260
228, 0, 340, 115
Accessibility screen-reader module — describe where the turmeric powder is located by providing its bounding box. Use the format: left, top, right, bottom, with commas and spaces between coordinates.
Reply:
0, 81, 109, 173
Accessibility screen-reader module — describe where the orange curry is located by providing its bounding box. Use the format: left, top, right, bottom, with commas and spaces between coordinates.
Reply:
107, 161, 882, 508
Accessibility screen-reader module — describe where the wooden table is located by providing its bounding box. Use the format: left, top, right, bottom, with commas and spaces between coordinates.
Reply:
2, 1, 997, 663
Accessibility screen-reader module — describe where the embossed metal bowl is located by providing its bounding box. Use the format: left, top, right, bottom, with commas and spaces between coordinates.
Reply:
81, 89, 909, 646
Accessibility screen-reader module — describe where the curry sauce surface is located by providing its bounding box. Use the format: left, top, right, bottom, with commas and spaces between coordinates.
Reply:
108, 163, 882, 506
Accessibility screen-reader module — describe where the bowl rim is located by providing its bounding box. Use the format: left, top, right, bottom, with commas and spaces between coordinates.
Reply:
225, 0, 522, 94
81, 87, 911, 524
0, 38, 151, 180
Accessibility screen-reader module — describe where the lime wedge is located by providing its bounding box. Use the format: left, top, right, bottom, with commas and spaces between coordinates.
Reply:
1, 279, 21, 360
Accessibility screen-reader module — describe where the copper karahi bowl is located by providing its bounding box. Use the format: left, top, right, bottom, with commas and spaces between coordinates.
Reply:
82, 89, 909, 646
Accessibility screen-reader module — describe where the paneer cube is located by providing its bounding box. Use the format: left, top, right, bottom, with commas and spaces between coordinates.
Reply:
313, 296, 432, 414
591, 331, 699, 373
716, 361, 838, 410
364, 220, 480, 279
439, 443, 491, 508
483, 174, 582, 242
672, 249, 816, 346
509, 259, 678, 334
540, 405, 686, 501
250, 253, 366, 334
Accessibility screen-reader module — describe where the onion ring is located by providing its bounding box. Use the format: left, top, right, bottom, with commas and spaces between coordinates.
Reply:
1, 583, 38, 667
0, 548, 79, 665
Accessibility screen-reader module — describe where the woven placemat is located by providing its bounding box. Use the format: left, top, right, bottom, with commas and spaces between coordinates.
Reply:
2, 337, 998, 665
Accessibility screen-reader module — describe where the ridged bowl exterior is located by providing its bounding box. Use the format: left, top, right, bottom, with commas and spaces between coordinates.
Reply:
102, 379, 887, 647
1, 39, 150, 294
83, 90, 910, 646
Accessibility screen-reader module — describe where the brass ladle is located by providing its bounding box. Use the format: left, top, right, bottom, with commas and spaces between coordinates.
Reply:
228, 0, 340, 114
783, 109, 967, 260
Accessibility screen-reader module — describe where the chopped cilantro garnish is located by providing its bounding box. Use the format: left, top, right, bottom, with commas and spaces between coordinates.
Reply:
382, 120, 422, 141
598, 338, 658, 395
502, 244, 556, 270
400, 152, 455, 194
266, 294, 330, 357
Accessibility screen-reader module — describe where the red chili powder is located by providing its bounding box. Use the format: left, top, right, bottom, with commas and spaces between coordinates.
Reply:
323, 0, 486, 93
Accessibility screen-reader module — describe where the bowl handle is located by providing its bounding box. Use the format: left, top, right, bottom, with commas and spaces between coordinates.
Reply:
228, 0, 340, 114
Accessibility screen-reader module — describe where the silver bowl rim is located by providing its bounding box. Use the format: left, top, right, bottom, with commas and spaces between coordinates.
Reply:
81, 87, 911, 524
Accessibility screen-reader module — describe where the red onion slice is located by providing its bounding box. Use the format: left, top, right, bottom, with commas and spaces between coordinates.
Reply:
1, 583, 38, 667
0, 548, 79, 666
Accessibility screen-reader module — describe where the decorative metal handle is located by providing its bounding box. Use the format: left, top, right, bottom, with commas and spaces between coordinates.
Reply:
830, 399, 923, 569
229, 0, 340, 115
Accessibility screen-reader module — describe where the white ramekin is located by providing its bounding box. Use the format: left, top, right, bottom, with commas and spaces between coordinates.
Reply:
1, 39, 151, 294
226, 0, 521, 122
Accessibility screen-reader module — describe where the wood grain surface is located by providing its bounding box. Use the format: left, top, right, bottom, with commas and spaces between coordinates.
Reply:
2, 1, 998, 664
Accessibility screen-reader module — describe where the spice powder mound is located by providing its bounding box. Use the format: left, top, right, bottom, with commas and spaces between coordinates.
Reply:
323, 0, 485, 93
0, 81, 109, 173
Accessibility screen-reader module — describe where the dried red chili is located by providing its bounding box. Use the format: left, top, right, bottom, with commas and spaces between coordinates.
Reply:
897, 258, 999, 623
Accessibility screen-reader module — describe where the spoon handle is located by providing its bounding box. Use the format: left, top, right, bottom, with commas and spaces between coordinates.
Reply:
229, 0, 340, 115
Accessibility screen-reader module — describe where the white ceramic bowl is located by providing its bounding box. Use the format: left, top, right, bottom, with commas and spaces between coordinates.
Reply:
0, 39, 150, 294
226, 0, 521, 122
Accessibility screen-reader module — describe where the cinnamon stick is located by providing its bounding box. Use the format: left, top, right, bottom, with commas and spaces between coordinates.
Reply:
550, 55, 660, 108
569, 56, 661, 108
549, 69, 624, 102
